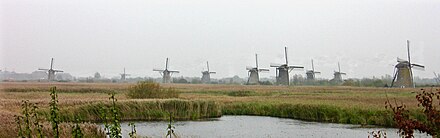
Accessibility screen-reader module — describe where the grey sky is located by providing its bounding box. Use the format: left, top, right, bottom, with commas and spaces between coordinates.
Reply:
1, 0, 439, 79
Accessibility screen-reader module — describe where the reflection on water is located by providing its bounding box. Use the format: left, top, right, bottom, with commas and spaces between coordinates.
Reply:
108, 116, 430, 138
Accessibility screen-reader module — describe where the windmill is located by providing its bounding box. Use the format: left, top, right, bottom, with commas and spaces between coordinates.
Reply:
201, 61, 216, 84
332, 62, 346, 83
153, 58, 180, 83
38, 58, 63, 81
120, 68, 130, 81
306, 59, 321, 81
246, 54, 269, 85
270, 47, 304, 85
434, 72, 440, 85
391, 40, 425, 88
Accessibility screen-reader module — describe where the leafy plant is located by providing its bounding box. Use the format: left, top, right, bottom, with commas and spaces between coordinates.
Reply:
166, 112, 177, 138
71, 116, 84, 138
99, 106, 110, 135
368, 130, 387, 138
127, 81, 179, 99
128, 122, 137, 138
109, 93, 122, 138
50, 87, 60, 138
386, 88, 440, 138
14, 100, 44, 138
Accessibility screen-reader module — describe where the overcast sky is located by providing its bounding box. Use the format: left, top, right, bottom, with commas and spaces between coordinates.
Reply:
1, 0, 439, 79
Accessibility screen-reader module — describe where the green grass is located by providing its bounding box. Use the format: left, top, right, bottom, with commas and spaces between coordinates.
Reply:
3, 87, 120, 93
39, 100, 222, 122
222, 102, 428, 127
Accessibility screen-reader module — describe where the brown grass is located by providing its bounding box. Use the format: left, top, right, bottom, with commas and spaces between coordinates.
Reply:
0, 82, 436, 137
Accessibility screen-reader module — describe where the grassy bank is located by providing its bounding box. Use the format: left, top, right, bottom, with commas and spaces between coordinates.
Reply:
1, 82, 434, 137
39, 99, 222, 122
222, 102, 430, 127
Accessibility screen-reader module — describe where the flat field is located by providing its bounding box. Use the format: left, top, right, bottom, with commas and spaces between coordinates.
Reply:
0, 82, 435, 137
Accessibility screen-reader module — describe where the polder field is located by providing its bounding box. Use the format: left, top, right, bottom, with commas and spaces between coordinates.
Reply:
0, 82, 436, 137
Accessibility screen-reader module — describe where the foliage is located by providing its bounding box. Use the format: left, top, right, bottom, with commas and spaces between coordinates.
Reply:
386, 88, 440, 138
128, 122, 137, 138
109, 93, 122, 138
166, 112, 177, 138
227, 90, 257, 97
50, 87, 60, 138
14, 100, 44, 138
99, 106, 110, 135
71, 116, 84, 138
127, 81, 179, 99
368, 130, 387, 138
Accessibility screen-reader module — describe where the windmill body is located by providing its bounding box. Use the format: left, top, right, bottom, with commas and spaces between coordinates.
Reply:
306, 71, 315, 80
38, 58, 63, 81
270, 47, 304, 85
393, 61, 413, 87
201, 61, 216, 84
306, 59, 320, 81
247, 54, 269, 85
154, 58, 179, 83
434, 72, 440, 85
120, 68, 130, 81
332, 62, 346, 83
276, 65, 290, 85
391, 40, 425, 88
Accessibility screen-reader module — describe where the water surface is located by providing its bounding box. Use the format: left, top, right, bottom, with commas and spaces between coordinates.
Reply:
112, 116, 430, 138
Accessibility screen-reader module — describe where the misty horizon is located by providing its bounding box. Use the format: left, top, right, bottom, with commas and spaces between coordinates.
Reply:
1, 0, 439, 79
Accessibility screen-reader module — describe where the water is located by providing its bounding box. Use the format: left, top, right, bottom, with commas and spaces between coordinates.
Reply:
109, 116, 431, 138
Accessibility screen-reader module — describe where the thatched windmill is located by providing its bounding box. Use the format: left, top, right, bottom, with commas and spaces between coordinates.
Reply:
38, 58, 63, 81
270, 47, 304, 85
153, 58, 180, 83
246, 54, 269, 85
391, 40, 425, 88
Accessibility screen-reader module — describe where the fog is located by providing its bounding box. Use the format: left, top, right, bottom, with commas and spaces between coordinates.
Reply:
1, 0, 439, 79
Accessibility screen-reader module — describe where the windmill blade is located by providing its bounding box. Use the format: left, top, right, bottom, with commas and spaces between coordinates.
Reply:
412, 64, 425, 68
38, 68, 49, 71
314, 71, 321, 74
53, 70, 63, 72
50, 58, 54, 70
209, 71, 216, 74
284, 47, 288, 65
168, 70, 180, 73
259, 68, 270, 72
412, 65, 425, 71
340, 72, 347, 75
246, 66, 254, 70
153, 69, 164, 71
288, 66, 304, 69
206, 61, 210, 72
270, 63, 282, 67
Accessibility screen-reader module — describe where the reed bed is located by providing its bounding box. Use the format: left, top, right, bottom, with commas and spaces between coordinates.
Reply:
0, 82, 435, 137
38, 99, 222, 122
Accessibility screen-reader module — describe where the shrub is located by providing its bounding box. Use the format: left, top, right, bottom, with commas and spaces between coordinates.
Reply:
127, 81, 179, 99
227, 90, 257, 97
386, 88, 440, 138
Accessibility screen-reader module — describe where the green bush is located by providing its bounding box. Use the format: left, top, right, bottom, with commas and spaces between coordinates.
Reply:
127, 81, 179, 99
227, 90, 257, 97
